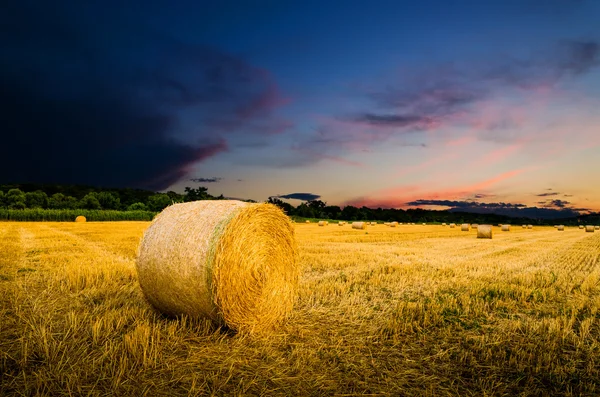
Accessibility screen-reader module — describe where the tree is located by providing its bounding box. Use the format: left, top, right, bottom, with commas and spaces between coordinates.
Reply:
127, 202, 147, 211
0, 191, 4, 208
97, 192, 120, 210
166, 191, 184, 203
6, 189, 26, 209
268, 197, 294, 214
296, 202, 315, 218
79, 193, 101, 210
184, 186, 211, 202
25, 190, 49, 209
49, 193, 78, 209
147, 193, 171, 211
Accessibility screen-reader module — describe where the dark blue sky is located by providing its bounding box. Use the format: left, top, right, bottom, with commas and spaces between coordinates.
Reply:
2, 0, 599, 215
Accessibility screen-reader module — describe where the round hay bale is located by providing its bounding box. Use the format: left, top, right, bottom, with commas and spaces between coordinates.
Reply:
471, 224, 478, 228
579, 225, 584, 229
75, 215, 87, 222
527, 225, 533, 229
501, 225, 510, 232
477, 225, 492, 239
522, 225, 527, 229
442, 223, 446, 226
389, 222, 397, 228
585, 225, 594, 233
370, 222, 377, 226
338, 222, 345, 226
318, 221, 328, 226
557, 225, 565, 231
305, 220, 310, 223
352, 222, 367, 230
461, 223, 470, 231
422, 223, 426, 226
136, 200, 298, 333
595, 226, 599, 230
449, 223, 456, 228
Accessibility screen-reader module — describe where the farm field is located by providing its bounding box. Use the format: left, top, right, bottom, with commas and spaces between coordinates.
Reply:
1, 222, 599, 396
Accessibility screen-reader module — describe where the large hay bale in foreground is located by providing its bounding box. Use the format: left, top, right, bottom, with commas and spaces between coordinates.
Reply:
449, 223, 456, 228
136, 200, 298, 333
75, 215, 86, 222
477, 225, 492, 239
461, 224, 470, 231
352, 222, 367, 230
585, 225, 594, 233
501, 225, 510, 232
557, 225, 564, 231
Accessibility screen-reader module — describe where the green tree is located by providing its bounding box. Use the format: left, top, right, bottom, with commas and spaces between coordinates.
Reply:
79, 193, 101, 210
6, 189, 26, 209
296, 202, 315, 218
25, 190, 49, 209
184, 186, 212, 202
147, 193, 171, 211
268, 197, 294, 214
127, 202, 147, 211
0, 191, 5, 208
97, 192, 120, 210
49, 193, 78, 209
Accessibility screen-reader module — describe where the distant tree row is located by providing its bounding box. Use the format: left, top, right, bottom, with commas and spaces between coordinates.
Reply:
0, 186, 226, 212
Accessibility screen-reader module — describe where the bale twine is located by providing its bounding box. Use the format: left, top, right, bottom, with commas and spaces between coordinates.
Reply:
461, 224, 470, 231
75, 215, 87, 222
136, 200, 298, 333
318, 221, 327, 226
527, 225, 533, 229
501, 225, 510, 231
477, 225, 492, 239
449, 223, 456, 228
557, 225, 564, 231
585, 225, 594, 233
352, 222, 367, 230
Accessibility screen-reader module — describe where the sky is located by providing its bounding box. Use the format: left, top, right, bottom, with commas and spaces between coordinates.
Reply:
2, 0, 600, 217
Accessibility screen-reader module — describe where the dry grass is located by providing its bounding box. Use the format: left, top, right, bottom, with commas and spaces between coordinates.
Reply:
1, 222, 600, 396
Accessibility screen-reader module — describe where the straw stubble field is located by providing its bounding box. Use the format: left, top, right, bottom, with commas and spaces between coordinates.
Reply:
1, 222, 599, 396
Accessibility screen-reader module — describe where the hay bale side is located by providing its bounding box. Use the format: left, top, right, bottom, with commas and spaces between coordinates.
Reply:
585, 225, 594, 233
352, 222, 367, 230
501, 225, 510, 232
471, 224, 478, 228
477, 225, 492, 239
557, 225, 565, 231
579, 225, 584, 229
595, 226, 599, 230
136, 200, 298, 333
318, 221, 327, 226
75, 215, 87, 222
461, 224, 470, 231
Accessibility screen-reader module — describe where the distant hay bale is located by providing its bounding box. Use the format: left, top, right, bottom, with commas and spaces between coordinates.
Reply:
442, 223, 446, 226
477, 225, 492, 239
305, 220, 310, 223
596, 226, 600, 230
449, 223, 456, 228
579, 225, 584, 229
352, 222, 367, 230
422, 223, 426, 226
318, 221, 327, 226
585, 225, 594, 233
136, 200, 298, 333
557, 225, 564, 231
501, 225, 510, 232
554, 225, 558, 228
461, 224, 470, 231
390, 221, 398, 227
471, 224, 478, 228
527, 225, 533, 229
370, 222, 377, 226
522, 225, 527, 229
75, 215, 86, 222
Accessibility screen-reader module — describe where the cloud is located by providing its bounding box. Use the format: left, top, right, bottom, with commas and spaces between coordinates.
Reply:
406, 200, 527, 209
536, 192, 560, 197
548, 199, 571, 208
349, 113, 434, 129
275, 193, 321, 201
0, 3, 289, 190
190, 177, 223, 183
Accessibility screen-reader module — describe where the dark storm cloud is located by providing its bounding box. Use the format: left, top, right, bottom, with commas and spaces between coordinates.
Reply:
350, 113, 432, 129
406, 199, 586, 219
190, 177, 223, 183
276, 193, 321, 201
536, 192, 560, 197
0, 2, 287, 190
548, 199, 571, 208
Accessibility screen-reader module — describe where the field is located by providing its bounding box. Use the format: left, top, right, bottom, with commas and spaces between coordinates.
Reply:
1, 222, 599, 396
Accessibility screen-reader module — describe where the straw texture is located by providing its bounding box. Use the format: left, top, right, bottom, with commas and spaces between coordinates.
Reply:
352, 222, 367, 230
136, 200, 299, 333
477, 225, 492, 239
